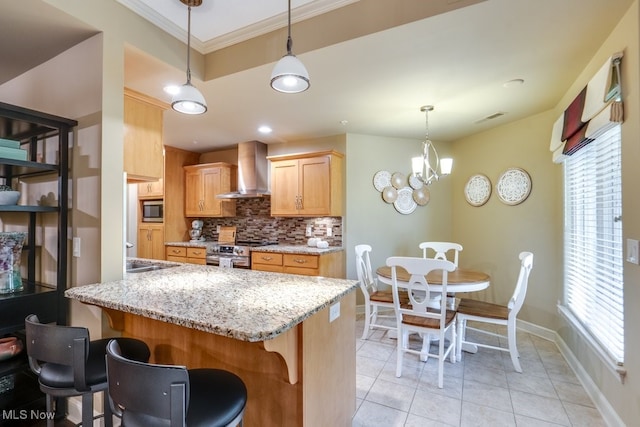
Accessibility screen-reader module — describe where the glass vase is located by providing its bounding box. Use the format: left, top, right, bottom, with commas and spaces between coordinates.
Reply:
0, 232, 27, 294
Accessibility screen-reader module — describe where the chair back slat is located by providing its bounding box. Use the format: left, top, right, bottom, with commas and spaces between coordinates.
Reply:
508, 251, 534, 315
419, 242, 463, 267
106, 340, 189, 426
355, 244, 377, 296
386, 256, 455, 327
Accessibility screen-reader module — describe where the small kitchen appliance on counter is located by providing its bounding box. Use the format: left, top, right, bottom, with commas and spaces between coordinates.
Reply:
205, 226, 275, 268
189, 220, 205, 243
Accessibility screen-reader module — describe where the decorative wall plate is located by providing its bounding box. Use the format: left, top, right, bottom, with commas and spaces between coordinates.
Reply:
393, 187, 417, 214
391, 172, 406, 189
412, 187, 430, 206
381, 186, 398, 203
464, 174, 492, 207
409, 174, 424, 190
496, 167, 531, 205
373, 170, 391, 191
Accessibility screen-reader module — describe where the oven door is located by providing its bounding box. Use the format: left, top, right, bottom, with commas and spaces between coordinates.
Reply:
206, 255, 250, 268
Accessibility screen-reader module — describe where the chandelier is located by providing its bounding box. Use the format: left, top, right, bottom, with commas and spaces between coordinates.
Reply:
411, 105, 452, 185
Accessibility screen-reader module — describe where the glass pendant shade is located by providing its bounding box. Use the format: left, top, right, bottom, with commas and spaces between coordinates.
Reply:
271, 54, 310, 93
171, 82, 207, 114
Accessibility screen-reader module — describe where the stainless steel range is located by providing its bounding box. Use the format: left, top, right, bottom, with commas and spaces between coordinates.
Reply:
205, 241, 275, 268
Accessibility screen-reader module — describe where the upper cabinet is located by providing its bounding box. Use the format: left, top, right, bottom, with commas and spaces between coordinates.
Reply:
138, 178, 163, 199
124, 88, 167, 182
268, 151, 344, 217
184, 163, 237, 217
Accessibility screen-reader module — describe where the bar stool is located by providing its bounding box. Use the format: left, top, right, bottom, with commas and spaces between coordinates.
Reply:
106, 339, 247, 426
25, 314, 151, 427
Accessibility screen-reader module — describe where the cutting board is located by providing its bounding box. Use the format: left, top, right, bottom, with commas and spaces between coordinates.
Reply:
218, 226, 237, 244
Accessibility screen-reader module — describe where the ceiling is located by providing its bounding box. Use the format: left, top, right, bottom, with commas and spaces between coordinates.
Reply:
0, 0, 634, 153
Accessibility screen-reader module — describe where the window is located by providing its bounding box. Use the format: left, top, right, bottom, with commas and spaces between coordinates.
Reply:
563, 125, 624, 366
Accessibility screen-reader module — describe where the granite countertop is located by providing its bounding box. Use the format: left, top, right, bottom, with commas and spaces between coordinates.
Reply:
165, 241, 208, 248
65, 262, 357, 343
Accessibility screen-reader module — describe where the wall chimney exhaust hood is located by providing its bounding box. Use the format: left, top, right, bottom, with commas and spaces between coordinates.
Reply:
217, 140, 270, 199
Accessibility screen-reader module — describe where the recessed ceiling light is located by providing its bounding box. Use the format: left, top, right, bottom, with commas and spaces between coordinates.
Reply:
340, 120, 348, 126
503, 79, 524, 88
163, 85, 180, 95
258, 126, 272, 134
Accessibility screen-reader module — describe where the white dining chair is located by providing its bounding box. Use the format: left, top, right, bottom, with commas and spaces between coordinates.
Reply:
355, 245, 408, 340
456, 251, 534, 372
419, 242, 463, 266
419, 241, 463, 306
387, 256, 457, 389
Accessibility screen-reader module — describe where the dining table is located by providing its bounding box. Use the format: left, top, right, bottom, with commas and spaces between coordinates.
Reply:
375, 265, 490, 359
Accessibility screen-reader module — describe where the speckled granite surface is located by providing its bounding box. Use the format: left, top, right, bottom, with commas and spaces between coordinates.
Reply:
250, 245, 343, 255
65, 263, 357, 343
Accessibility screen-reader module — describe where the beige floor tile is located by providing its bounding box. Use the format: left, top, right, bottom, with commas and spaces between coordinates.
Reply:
460, 401, 516, 427
510, 390, 570, 425
366, 378, 417, 412
462, 380, 513, 413
352, 400, 408, 427
562, 401, 606, 426
410, 389, 462, 426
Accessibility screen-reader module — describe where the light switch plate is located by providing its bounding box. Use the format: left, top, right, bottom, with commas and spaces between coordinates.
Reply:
329, 302, 340, 322
72, 237, 81, 258
626, 238, 639, 264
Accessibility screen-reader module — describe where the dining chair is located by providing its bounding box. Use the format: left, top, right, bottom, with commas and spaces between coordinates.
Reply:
455, 251, 534, 372
387, 256, 457, 388
106, 339, 247, 427
419, 241, 463, 307
24, 314, 151, 427
355, 244, 407, 340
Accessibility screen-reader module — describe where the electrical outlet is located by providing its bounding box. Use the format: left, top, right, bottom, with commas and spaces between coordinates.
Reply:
626, 238, 639, 264
327, 227, 333, 237
329, 302, 340, 322
72, 237, 81, 258
306, 226, 313, 237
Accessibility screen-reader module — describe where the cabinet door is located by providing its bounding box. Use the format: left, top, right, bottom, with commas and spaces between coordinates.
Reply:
299, 157, 331, 216
138, 225, 165, 260
201, 167, 222, 216
184, 168, 203, 217
138, 179, 163, 199
270, 159, 300, 215
124, 93, 164, 181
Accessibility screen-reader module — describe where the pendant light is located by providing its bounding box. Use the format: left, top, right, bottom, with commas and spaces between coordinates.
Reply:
172, 0, 207, 115
270, 0, 310, 93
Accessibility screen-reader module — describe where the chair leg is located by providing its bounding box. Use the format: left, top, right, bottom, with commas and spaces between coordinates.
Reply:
437, 331, 445, 389
396, 330, 406, 378
420, 333, 430, 362
361, 304, 372, 340
449, 320, 457, 364
508, 323, 522, 373
81, 392, 93, 427
45, 394, 54, 427
103, 390, 113, 427
456, 318, 465, 362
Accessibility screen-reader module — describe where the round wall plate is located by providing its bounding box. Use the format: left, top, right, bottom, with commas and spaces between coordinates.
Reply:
391, 172, 406, 189
373, 170, 391, 192
464, 174, 492, 207
394, 187, 417, 214
496, 167, 531, 205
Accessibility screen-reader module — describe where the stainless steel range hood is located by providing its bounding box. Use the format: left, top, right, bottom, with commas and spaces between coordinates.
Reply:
216, 140, 270, 199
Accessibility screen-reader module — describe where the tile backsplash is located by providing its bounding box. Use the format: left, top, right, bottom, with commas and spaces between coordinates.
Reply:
200, 197, 342, 246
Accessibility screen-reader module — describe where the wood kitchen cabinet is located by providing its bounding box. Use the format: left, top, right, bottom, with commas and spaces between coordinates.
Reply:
165, 245, 206, 265
268, 151, 344, 217
138, 178, 163, 199
251, 250, 345, 278
137, 224, 165, 260
124, 88, 166, 182
184, 163, 236, 217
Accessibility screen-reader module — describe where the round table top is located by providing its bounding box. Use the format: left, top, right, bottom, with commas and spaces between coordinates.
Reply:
376, 265, 490, 292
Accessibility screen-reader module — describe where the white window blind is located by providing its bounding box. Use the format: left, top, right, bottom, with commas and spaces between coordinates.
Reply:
563, 125, 624, 365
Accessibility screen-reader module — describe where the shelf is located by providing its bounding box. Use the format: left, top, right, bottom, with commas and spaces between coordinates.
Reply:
0, 205, 58, 213
0, 159, 58, 179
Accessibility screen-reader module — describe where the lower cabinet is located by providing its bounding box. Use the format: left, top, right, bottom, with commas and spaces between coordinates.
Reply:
137, 224, 165, 260
166, 245, 207, 265
251, 251, 345, 278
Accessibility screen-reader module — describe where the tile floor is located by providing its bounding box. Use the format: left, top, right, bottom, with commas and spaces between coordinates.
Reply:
353, 315, 606, 426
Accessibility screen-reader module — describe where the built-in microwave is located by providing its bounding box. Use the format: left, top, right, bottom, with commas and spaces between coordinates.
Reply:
141, 200, 163, 222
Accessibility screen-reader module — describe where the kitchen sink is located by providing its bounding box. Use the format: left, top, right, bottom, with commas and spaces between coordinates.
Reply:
126, 261, 177, 273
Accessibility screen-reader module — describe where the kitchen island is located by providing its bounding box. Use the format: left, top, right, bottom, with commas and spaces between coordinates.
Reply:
65, 263, 358, 426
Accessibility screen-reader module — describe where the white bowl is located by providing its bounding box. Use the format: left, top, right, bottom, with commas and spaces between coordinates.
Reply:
0, 191, 20, 205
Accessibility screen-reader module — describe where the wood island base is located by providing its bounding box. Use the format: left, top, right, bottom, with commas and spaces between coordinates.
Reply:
102, 291, 356, 427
